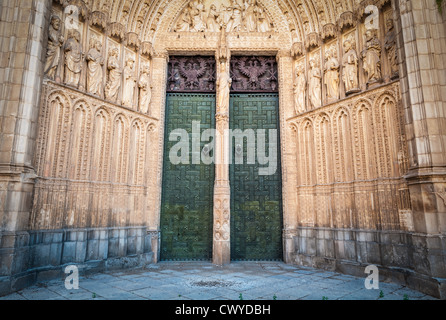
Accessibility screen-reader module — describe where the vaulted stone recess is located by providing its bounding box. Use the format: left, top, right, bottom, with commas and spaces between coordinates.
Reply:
0, 0, 446, 298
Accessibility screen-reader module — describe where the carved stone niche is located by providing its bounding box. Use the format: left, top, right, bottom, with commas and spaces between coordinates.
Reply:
126, 32, 141, 50
89, 11, 108, 30
338, 11, 355, 31
108, 22, 126, 42
322, 23, 337, 42
167, 56, 216, 92
291, 42, 304, 59
305, 32, 320, 50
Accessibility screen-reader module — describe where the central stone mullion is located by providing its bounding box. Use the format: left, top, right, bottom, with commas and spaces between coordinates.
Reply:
213, 31, 231, 265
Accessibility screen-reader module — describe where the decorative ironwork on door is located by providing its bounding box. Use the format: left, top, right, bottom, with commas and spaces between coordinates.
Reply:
230, 56, 278, 93
167, 56, 216, 93
160, 93, 215, 261
229, 93, 283, 261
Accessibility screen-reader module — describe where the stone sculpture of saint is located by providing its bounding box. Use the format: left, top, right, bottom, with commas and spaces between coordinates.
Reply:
293, 64, 306, 115
105, 48, 122, 103
122, 58, 136, 108
44, 15, 64, 80
309, 59, 322, 109
342, 39, 360, 94
226, 0, 243, 32
175, 6, 191, 32
243, 0, 259, 32
190, 1, 206, 32
217, 62, 232, 114
324, 49, 340, 101
207, 4, 221, 32
63, 30, 83, 88
385, 18, 398, 78
86, 38, 104, 97
361, 29, 382, 84
139, 64, 152, 114
257, 8, 270, 32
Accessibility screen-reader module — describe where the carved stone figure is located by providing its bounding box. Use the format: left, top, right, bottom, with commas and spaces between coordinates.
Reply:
362, 29, 382, 84
294, 63, 306, 114
190, 1, 206, 32
243, 0, 259, 32
342, 39, 360, 94
105, 48, 122, 103
44, 15, 64, 80
206, 4, 221, 32
122, 58, 136, 108
385, 18, 399, 78
86, 38, 104, 97
257, 7, 270, 32
309, 58, 322, 109
217, 62, 232, 114
226, 0, 243, 32
324, 49, 340, 101
175, 6, 191, 31
139, 63, 152, 114
63, 30, 83, 88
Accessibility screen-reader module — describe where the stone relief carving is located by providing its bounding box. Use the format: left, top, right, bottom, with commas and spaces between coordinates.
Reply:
342, 38, 360, 94
173, 0, 272, 32
309, 58, 322, 109
44, 15, 64, 80
324, 49, 340, 101
139, 63, 152, 114
294, 63, 306, 114
362, 29, 382, 85
63, 30, 83, 88
217, 61, 232, 114
86, 37, 104, 97
105, 48, 122, 103
123, 57, 137, 108
385, 18, 399, 78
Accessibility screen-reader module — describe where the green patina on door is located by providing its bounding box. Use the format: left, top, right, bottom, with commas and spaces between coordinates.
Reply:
160, 93, 215, 261
230, 93, 283, 261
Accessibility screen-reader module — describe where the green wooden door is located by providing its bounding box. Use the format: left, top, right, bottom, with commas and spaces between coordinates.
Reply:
160, 93, 215, 261
229, 94, 283, 261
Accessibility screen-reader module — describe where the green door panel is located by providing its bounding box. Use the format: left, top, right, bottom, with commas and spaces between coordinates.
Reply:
160, 93, 215, 261
229, 94, 283, 261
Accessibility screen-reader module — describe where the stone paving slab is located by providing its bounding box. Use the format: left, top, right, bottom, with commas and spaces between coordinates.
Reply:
0, 262, 439, 300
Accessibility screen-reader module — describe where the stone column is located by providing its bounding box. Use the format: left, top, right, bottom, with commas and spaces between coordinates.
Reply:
213, 31, 231, 265
277, 50, 298, 264
0, 0, 51, 295
395, 0, 446, 292
148, 51, 169, 263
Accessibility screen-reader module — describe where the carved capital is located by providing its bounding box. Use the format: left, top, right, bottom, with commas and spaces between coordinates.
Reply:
107, 22, 126, 42
338, 11, 355, 31
321, 23, 337, 42
141, 41, 154, 59
89, 11, 108, 30
125, 32, 141, 50
305, 32, 319, 50
291, 42, 304, 59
